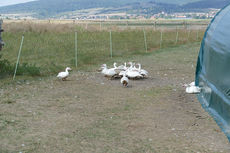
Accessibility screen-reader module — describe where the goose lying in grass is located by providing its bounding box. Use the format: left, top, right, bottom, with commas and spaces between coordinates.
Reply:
57, 67, 72, 81
107, 62, 128, 79
183, 82, 201, 94
121, 73, 129, 87
126, 68, 143, 79
118, 62, 147, 79
119, 70, 126, 77
100, 62, 148, 84
101, 64, 117, 79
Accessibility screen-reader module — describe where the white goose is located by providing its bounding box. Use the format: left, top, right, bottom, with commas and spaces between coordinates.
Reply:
113, 63, 123, 70
183, 82, 201, 94
113, 63, 122, 73
126, 68, 143, 79
101, 64, 107, 74
128, 62, 140, 71
114, 62, 129, 78
137, 63, 148, 77
119, 70, 126, 77
119, 62, 134, 77
119, 62, 142, 79
127, 62, 135, 70
118, 63, 128, 77
101, 64, 117, 78
57, 67, 72, 81
186, 86, 201, 94
121, 73, 129, 87
133, 63, 139, 71
123, 62, 128, 71
114, 62, 128, 71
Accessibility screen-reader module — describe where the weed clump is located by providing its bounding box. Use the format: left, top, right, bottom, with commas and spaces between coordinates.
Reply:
0, 55, 41, 77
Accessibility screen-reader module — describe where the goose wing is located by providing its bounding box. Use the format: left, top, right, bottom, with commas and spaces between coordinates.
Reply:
57, 72, 68, 78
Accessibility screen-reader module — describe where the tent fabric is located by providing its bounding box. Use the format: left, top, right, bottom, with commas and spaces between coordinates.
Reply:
196, 3, 230, 141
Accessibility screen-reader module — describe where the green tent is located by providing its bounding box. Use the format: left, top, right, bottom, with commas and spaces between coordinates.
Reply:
196, 3, 230, 141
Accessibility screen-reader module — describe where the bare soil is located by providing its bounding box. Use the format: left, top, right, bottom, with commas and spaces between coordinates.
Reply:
0, 44, 229, 153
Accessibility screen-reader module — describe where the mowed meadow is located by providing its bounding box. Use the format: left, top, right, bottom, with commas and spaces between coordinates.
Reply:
1, 20, 205, 76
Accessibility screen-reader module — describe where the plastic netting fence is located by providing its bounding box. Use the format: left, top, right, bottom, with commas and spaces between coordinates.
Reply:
1, 25, 205, 76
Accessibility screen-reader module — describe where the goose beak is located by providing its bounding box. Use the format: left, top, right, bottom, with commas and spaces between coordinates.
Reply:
97, 68, 102, 72
182, 84, 188, 87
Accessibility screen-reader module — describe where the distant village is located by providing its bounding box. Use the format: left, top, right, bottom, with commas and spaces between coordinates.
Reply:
0, 9, 220, 20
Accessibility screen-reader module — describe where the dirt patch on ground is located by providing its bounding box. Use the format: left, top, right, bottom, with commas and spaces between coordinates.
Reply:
0, 44, 229, 152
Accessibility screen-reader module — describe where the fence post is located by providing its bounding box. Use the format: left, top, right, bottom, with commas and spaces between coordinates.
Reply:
143, 29, 148, 52
85, 23, 88, 30
175, 27, 179, 44
183, 21, 187, 29
75, 31, 78, 68
100, 19, 102, 31
187, 30, 191, 41
196, 30, 199, 41
160, 30, 163, 49
110, 31, 113, 58
13, 35, 24, 80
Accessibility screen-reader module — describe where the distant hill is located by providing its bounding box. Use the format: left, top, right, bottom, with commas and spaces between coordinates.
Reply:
154, 0, 200, 5
183, 0, 230, 9
0, 0, 228, 19
2, 0, 144, 18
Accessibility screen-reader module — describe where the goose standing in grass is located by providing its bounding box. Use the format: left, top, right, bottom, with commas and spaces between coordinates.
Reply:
57, 67, 72, 81
121, 73, 129, 87
115, 62, 127, 70
118, 63, 128, 77
137, 63, 148, 77
113, 62, 122, 72
127, 62, 134, 70
128, 62, 139, 71
101, 64, 108, 74
113, 62, 129, 78
133, 63, 139, 71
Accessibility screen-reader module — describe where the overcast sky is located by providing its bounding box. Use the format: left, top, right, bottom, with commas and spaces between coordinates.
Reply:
0, 0, 35, 7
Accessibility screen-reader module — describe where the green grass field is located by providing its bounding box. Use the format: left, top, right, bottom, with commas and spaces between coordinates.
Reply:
1, 21, 205, 76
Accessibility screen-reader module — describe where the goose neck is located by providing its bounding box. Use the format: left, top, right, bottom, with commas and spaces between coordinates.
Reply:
138, 64, 141, 70
113, 63, 117, 68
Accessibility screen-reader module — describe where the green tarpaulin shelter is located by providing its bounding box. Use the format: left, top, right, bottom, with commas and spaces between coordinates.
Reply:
196, 3, 230, 141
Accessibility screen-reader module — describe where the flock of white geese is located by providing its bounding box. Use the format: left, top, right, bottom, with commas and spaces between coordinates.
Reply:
100, 62, 148, 87
56, 63, 201, 93
56, 62, 148, 87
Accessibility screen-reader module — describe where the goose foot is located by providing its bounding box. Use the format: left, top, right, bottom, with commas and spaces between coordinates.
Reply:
62, 77, 67, 81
